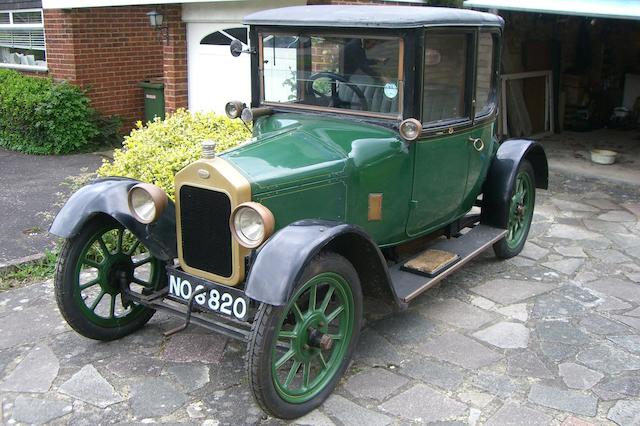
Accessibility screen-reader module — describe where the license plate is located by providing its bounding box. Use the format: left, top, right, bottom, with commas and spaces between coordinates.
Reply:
166, 267, 249, 321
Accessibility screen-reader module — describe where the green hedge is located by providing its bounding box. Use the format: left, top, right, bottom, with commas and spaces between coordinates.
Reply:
0, 69, 100, 154
98, 109, 251, 199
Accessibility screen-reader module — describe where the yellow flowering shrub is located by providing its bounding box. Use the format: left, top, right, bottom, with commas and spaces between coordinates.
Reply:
98, 109, 250, 199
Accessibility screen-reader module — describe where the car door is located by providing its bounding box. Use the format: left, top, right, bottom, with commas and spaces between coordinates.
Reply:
406, 30, 474, 237
464, 30, 500, 211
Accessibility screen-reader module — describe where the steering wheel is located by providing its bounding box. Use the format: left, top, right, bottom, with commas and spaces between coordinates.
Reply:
305, 72, 369, 111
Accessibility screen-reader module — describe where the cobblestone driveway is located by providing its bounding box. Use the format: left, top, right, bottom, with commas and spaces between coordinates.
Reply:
1, 172, 639, 425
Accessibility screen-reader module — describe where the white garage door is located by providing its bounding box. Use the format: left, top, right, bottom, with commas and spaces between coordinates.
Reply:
188, 23, 251, 114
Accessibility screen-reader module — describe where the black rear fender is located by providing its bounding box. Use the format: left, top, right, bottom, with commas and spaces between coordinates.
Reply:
49, 177, 177, 261
245, 220, 399, 306
481, 139, 548, 228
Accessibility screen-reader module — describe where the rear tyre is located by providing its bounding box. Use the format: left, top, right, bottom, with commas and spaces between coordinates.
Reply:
55, 215, 163, 341
247, 253, 362, 419
493, 160, 536, 259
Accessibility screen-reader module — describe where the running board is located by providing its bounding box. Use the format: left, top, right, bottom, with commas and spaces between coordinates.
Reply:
390, 225, 507, 303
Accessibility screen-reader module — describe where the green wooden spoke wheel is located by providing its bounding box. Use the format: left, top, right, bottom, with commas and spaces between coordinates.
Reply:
247, 253, 362, 419
494, 160, 536, 259
55, 216, 163, 341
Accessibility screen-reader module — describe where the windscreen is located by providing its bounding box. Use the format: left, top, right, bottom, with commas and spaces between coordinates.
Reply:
260, 32, 403, 116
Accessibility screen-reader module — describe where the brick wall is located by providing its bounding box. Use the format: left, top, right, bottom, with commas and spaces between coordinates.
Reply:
162, 6, 188, 113
43, 6, 165, 128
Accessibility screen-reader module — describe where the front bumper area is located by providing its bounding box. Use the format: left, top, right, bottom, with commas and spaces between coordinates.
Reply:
122, 265, 253, 342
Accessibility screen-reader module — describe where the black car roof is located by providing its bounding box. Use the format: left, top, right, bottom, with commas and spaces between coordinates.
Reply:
244, 5, 504, 29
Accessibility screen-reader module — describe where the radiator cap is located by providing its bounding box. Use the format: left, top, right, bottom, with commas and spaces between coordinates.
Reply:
201, 140, 217, 159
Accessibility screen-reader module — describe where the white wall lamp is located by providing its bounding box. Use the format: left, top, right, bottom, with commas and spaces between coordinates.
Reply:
147, 10, 169, 44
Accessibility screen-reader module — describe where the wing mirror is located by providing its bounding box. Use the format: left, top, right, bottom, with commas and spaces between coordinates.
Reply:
230, 39, 244, 57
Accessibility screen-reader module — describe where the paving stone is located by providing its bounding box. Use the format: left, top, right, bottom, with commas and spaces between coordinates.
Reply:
130, 377, 188, 418
0, 305, 69, 349
470, 295, 496, 310
521, 242, 549, 260
0, 345, 58, 393
165, 363, 210, 392
528, 383, 597, 416
295, 409, 336, 426
553, 199, 600, 212
458, 390, 494, 408
561, 416, 598, 426
471, 279, 555, 305
418, 331, 502, 369
532, 293, 588, 319
558, 363, 604, 389
324, 394, 392, 426
607, 400, 640, 426
162, 333, 227, 363
202, 383, 263, 424
379, 383, 467, 422
607, 335, 640, 354
585, 278, 640, 304
400, 357, 464, 390
542, 258, 584, 275
496, 303, 529, 322
473, 322, 529, 349
588, 249, 632, 264
344, 368, 408, 401
507, 350, 554, 379
598, 210, 636, 222
579, 314, 634, 335
576, 343, 640, 374
555, 246, 587, 258
607, 232, 640, 249
584, 198, 619, 210
59, 364, 124, 408
12, 395, 72, 425
594, 373, 640, 399
424, 298, 496, 330
596, 295, 633, 312
626, 306, 640, 317
106, 355, 163, 377
372, 309, 439, 345
186, 400, 207, 419
621, 201, 640, 217
536, 321, 591, 345
485, 402, 553, 426
355, 328, 405, 366
539, 341, 579, 361
472, 371, 519, 397
583, 219, 629, 234
627, 272, 640, 283
627, 245, 640, 260
612, 314, 640, 330
546, 224, 601, 240
562, 285, 600, 304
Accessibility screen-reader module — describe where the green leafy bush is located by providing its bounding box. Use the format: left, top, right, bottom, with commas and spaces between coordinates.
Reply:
97, 109, 251, 199
0, 69, 100, 154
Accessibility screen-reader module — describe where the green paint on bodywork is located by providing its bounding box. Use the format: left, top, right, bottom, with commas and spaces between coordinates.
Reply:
223, 113, 413, 246
222, 113, 496, 247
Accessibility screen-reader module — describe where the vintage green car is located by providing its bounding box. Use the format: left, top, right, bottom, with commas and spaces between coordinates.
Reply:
51, 5, 548, 419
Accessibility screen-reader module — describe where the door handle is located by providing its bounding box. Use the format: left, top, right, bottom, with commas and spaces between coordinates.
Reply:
468, 137, 484, 152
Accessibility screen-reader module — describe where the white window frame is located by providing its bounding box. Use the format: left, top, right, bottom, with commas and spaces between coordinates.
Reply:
0, 9, 48, 72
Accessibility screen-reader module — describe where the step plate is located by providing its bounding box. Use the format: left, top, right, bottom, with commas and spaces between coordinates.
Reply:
402, 249, 460, 277
390, 224, 507, 303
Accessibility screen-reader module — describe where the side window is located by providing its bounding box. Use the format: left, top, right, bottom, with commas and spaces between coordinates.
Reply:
475, 32, 497, 117
422, 32, 470, 124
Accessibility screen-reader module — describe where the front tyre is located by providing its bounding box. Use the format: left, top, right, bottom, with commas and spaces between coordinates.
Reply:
55, 215, 163, 341
493, 160, 536, 259
247, 253, 362, 419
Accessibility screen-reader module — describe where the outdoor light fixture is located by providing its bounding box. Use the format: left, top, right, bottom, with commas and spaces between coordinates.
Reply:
147, 10, 169, 44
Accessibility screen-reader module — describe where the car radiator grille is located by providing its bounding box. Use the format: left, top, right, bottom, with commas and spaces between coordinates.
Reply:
179, 185, 233, 278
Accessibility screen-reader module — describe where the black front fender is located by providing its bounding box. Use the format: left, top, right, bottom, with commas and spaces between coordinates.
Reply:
245, 220, 398, 306
482, 139, 548, 228
49, 177, 177, 261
